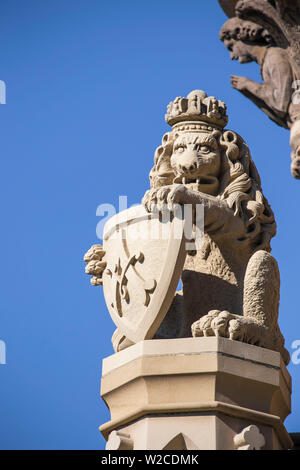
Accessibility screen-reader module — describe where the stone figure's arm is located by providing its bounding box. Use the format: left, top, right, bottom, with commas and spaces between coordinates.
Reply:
231, 60, 292, 119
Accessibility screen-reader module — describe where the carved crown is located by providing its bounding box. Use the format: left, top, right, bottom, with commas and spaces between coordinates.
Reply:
165, 90, 228, 131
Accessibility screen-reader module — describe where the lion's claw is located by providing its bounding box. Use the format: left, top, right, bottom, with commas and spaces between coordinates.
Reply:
85, 260, 106, 276
192, 310, 269, 348
84, 244, 105, 262
142, 184, 188, 213
84, 244, 106, 287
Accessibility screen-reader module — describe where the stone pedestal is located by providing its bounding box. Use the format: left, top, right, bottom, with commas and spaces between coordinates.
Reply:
100, 337, 292, 450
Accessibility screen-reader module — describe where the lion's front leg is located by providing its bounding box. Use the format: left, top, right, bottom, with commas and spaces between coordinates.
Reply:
143, 185, 245, 241
164, 185, 246, 236
143, 184, 222, 214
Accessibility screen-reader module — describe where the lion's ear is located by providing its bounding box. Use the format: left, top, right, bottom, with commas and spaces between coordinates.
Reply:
149, 132, 175, 189
154, 145, 164, 165
211, 130, 222, 141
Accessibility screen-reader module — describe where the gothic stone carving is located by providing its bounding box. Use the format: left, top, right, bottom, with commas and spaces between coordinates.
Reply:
84, 89, 289, 364
234, 425, 265, 450
219, 0, 300, 178
106, 431, 134, 451
162, 433, 198, 450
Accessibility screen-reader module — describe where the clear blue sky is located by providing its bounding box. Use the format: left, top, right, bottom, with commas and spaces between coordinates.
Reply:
0, 0, 299, 450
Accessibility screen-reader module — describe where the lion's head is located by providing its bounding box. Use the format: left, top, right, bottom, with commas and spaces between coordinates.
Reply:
149, 127, 276, 253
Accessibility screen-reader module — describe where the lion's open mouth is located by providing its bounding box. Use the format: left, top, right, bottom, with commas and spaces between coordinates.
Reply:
174, 175, 217, 186
173, 175, 219, 195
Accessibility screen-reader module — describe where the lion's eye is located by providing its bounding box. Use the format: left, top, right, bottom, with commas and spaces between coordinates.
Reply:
176, 146, 185, 153
197, 145, 210, 154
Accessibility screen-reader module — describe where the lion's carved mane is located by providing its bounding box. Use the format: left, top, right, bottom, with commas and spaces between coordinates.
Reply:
149, 129, 276, 254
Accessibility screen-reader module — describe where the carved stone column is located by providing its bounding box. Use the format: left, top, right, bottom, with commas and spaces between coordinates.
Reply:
100, 337, 292, 450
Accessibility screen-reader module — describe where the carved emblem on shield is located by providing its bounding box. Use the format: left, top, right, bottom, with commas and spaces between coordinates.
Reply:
102, 205, 187, 343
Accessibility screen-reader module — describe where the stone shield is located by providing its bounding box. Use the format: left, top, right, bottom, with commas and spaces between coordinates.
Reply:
102, 205, 187, 343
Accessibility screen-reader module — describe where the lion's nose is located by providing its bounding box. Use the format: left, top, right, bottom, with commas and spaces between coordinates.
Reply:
177, 151, 198, 174
179, 163, 197, 173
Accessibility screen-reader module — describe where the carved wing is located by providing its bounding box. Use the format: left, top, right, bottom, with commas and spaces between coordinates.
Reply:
219, 0, 300, 25
218, 0, 239, 18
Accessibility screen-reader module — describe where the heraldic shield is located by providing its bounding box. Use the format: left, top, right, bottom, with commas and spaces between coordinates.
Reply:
102, 204, 188, 344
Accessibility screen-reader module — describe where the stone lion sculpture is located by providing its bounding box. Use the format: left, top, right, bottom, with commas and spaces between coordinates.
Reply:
85, 90, 289, 364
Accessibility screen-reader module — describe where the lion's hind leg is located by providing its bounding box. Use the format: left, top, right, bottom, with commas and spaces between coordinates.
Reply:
191, 250, 289, 364
243, 250, 279, 330
243, 250, 289, 363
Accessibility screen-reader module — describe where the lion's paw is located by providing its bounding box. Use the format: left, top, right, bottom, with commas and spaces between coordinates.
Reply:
142, 186, 172, 212
142, 184, 191, 213
191, 310, 269, 348
192, 310, 234, 338
84, 244, 106, 286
